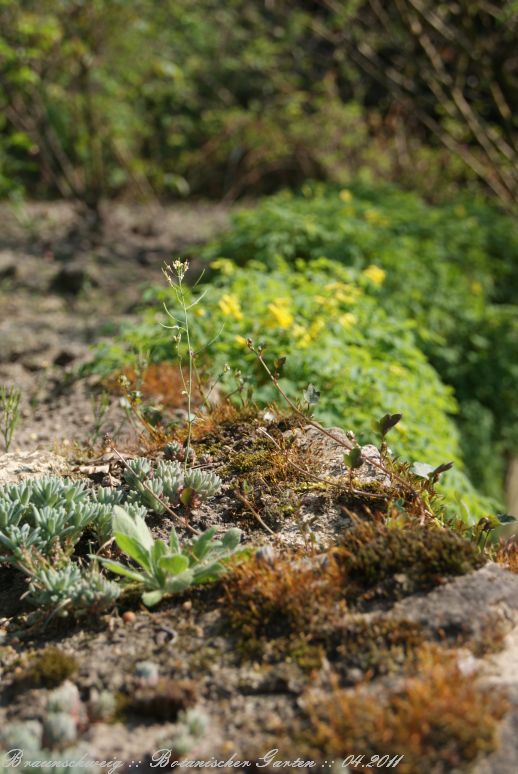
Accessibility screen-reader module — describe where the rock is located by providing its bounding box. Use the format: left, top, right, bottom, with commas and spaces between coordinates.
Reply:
287, 425, 391, 486
0, 451, 71, 485
393, 563, 518, 643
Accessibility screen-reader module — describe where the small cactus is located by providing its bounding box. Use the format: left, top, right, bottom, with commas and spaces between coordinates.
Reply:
0, 720, 43, 753
43, 712, 77, 748
163, 441, 182, 460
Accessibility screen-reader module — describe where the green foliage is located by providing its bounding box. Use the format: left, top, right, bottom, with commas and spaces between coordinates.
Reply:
202, 184, 518, 498
0, 476, 101, 566
27, 563, 120, 616
90, 252, 502, 522
0, 453, 227, 614
96, 506, 242, 607
92, 258, 461, 465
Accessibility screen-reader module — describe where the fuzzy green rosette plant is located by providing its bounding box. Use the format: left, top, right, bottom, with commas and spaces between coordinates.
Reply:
96, 507, 242, 607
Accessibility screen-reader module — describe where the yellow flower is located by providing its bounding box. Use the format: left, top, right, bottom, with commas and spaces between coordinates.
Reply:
362, 264, 386, 287
235, 335, 248, 346
268, 302, 294, 329
193, 306, 206, 317
470, 280, 483, 295
364, 209, 389, 227
210, 258, 235, 275
338, 312, 357, 329
339, 189, 353, 203
324, 281, 361, 305
218, 293, 243, 320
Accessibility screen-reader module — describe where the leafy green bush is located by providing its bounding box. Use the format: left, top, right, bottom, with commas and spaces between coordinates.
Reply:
202, 184, 518, 498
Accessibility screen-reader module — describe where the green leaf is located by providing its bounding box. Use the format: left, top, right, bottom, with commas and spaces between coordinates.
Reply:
113, 506, 153, 550
220, 528, 241, 552
142, 590, 164, 607
112, 506, 154, 571
96, 558, 146, 583
151, 539, 168, 565
169, 526, 180, 553
192, 561, 225, 584
378, 412, 402, 437
180, 487, 193, 507
303, 383, 320, 405
165, 570, 194, 593
344, 447, 363, 469
159, 553, 190, 575
190, 527, 217, 560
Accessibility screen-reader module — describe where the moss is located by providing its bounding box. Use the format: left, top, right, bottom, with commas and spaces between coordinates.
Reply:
126, 678, 197, 721
224, 553, 345, 651
16, 647, 78, 689
336, 520, 485, 602
224, 449, 274, 476
326, 617, 425, 679
287, 640, 326, 671
302, 646, 508, 773
224, 551, 426, 676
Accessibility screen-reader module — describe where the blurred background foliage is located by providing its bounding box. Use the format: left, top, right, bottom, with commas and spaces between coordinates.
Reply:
1, 0, 517, 208
202, 184, 518, 500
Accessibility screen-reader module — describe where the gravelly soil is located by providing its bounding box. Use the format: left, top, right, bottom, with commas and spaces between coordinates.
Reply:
0, 200, 231, 451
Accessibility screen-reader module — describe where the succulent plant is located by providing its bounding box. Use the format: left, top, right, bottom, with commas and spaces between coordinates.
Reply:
123, 458, 152, 490
163, 440, 182, 460
47, 681, 82, 716
156, 459, 185, 501
0, 476, 110, 568
27, 563, 120, 615
88, 689, 117, 722
183, 469, 222, 500
158, 708, 210, 756
0, 720, 43, 754
43, 711, 77, 748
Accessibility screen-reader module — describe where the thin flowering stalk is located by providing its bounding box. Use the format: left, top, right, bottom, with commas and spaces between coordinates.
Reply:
163, 260, 196, 471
